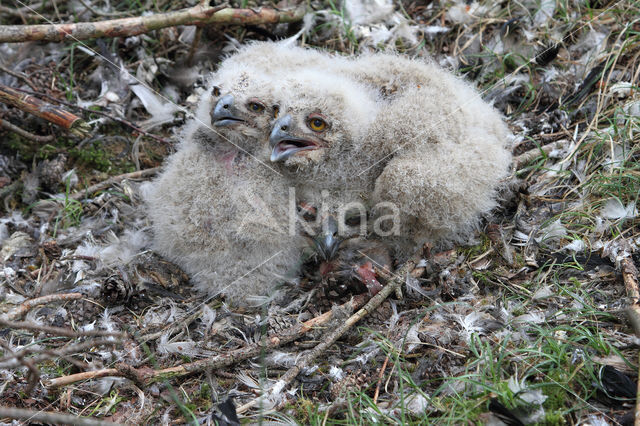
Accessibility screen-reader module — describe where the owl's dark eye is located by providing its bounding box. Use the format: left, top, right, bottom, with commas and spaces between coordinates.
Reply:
273, 105, 280, 118
247, 101, 265, 113
212, 86, 221, 97
307, 115, 328, 132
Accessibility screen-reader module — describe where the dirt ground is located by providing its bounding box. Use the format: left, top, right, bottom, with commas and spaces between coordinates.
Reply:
1, 0, 639, 424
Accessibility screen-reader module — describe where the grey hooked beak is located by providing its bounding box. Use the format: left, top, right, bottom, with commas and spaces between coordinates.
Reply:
212, 94, 244, 126
312, 216, 342, 261
269, 115, 318, 162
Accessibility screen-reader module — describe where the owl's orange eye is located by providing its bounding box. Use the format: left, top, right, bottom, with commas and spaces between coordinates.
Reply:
273, 105, 280, 118
248, 101, 265, 113
212, 86, 221, 97
307, 116, 327, 132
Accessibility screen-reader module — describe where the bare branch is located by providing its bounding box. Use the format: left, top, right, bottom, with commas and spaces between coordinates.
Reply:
0, 318, 125, 338
70, 167, 161, 200
622, 257, 640, 303
45, 295, 368, 388
4, 293, 83, 321
0, 406, 118, 426
0, 339, 120, 368
0, 63, 38, 90
0, 117, 55, 142
13, 87, 172, 145
0, 4, 306, 43
255, 254, 420, 408
514, 140, 566, 170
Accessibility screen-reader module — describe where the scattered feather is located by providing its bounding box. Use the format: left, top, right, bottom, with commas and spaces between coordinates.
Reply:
130, 83, 180, 130
532, 0, 556, 28
563, 239, 586, 252
329, 366, 345, 382
532, 286, 554, 301
535, 219, 567, 243
601, 198, 637, 220
403, 392, 430, 415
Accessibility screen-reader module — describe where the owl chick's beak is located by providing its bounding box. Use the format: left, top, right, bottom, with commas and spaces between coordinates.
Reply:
269, 115, 319, 162
212, 94, 245, 127
311, 215, 342, 261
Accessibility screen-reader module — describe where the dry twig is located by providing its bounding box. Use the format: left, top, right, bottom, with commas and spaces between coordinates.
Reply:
0, 63, 37, 90
0, 339, 120, 368
4, 293, 83, 321
14, 87, 171, 145
238, 254, 420, 414
622, 257, 640, 303
0, 117, 55, 142
0, 85, 89, 136
514, 140, 566, 170
0, 340, 40, 394
0, 2, 47, 19
0, 406, 117, 426
70, 167, 161, 200
0, 4, 306, 43
620, 257, 640, 425
373, 355, 390, 404
0, 318, 124, 338
45, 295, 368, 388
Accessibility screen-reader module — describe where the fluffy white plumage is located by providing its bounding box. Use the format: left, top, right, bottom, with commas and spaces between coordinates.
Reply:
143, 45, 310, 305
359, 54, 513, 249
145, 41, 513, 303
268, 49, 512, 252
269, 68, 382, 217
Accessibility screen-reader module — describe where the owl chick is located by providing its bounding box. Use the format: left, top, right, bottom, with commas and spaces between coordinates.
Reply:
268, 69, 383, 218
144, 59, 305, 305
362, 57, 513, 250
269, 52, 512, 255
205, 40, 334, 157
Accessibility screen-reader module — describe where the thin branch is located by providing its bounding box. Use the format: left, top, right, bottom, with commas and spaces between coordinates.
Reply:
0, 340, 40, 394
373, 355, 390, 404
13, 87, 171, 145
0, 63, 38, 90
0, 406, 117, 426
0, 117, 55, 142
0, 339, 120, 368
70, 167, 160, 200
239, 253, 421, 413
277, 259, 415, 389
45, 295, 368, 388
0, 84, 90, 137
4, 293, 83, 321
514, 140, 566, 170
0, 4, 306, 43
0, 318, 125, 338
624, 304, 640, 426
622, 257, 640, 303
186, 26, 203, 67
74, 0, 138, 17
0, 2, 47, 19
622, 258, 640, 425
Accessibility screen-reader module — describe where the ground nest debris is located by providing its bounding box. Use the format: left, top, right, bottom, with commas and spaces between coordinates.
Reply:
1, 0, 640, 424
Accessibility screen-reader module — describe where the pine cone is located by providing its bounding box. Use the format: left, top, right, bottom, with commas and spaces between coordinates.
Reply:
101, 274, 134, 304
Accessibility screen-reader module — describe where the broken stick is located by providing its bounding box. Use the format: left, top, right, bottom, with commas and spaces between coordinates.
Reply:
0, 406, 115, 426
0, 84, 90, 137
13, 87, 171, 145
620, 257, 640, 426
0, 117, 55, 142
